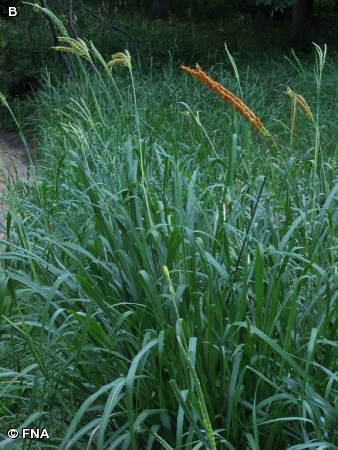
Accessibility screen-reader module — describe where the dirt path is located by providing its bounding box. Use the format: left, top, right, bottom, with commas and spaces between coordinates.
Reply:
0, 130, 31, 236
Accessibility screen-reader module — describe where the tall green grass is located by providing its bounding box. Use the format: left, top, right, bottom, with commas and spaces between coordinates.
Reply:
0, 19, 338, 449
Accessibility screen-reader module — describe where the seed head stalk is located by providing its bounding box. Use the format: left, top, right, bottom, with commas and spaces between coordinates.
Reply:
108, 52, 157, 236
181, 64, 278, 151
312, 43, 327, 215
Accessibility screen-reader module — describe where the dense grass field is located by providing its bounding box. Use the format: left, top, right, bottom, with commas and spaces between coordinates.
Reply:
1, 32, 338, 449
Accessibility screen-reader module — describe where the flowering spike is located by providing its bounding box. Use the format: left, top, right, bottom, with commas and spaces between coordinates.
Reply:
53, 37, 91, 61
181, 63, 278, 151
0, 92, 8, 108
108, 51, 131, 69
286, 87, 312, 119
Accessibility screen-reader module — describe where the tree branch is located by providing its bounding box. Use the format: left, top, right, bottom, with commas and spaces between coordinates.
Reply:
75, 0, 144, 75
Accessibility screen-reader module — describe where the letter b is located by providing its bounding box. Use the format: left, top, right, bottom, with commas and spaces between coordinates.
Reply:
9, 7, 17, 17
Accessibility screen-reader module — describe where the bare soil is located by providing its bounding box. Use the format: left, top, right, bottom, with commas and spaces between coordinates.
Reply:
0, 130, 33, 238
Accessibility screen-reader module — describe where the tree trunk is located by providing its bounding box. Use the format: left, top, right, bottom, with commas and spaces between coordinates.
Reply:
152, 0, 169, 20
292, 0, 312, 47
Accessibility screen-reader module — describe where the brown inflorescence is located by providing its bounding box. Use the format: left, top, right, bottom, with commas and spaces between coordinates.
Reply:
181, 63, 278, 151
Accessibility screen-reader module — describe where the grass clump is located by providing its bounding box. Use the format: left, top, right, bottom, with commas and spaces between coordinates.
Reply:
0, 21, 338, 450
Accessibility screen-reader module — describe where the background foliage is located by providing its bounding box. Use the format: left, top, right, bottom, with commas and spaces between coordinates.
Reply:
0, 0, 337, 80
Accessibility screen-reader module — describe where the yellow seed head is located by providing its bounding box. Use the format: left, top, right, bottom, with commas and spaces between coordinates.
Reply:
57, 37, 70, 44
286, 87, 312, 119
54, 37, 91, 60
53, 46, 76, 55
286, 87, 312, 144
108, 51, 131, 69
